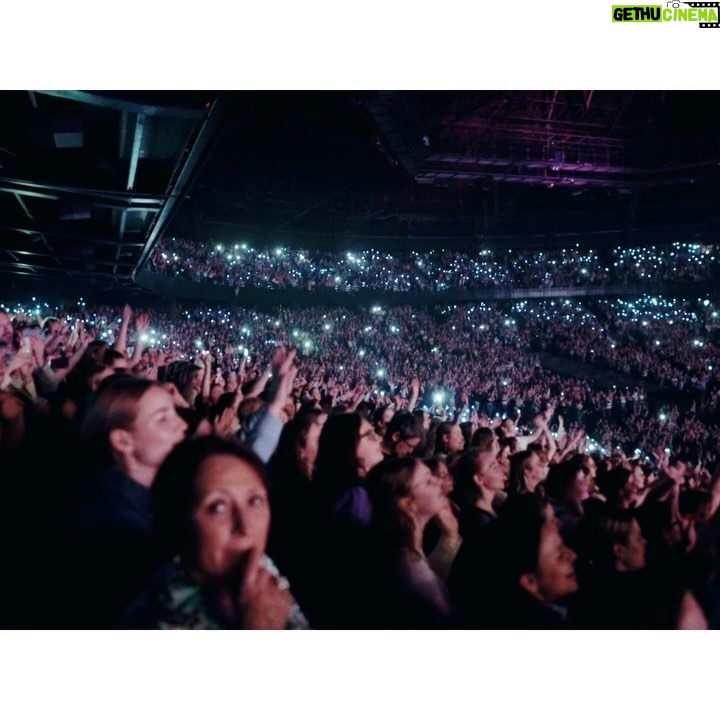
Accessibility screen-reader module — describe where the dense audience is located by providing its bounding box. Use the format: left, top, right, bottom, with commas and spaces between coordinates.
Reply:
149, 238, 720, 293
524, 295, 720, 390
2, 293, 720, 629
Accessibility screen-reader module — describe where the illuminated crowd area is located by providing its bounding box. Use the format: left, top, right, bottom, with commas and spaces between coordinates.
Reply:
148, 238, 719, 292
4, 288, 720, 630
4, 293, 720, 460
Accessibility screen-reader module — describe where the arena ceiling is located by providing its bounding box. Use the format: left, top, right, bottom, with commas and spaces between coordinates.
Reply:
1, 90, 719, 297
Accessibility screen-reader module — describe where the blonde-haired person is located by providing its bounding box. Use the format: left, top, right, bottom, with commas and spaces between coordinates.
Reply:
65, 375, 187, 628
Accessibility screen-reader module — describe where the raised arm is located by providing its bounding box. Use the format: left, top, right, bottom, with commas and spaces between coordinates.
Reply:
51, 331, 94, 384
113, 304, 133, 354
130, 313, 150, 367
201, 352, 213, 403
245, 363, 272, 399
245, 347, 298, 462
407, 376, 421, 413
541, 418, 558, 463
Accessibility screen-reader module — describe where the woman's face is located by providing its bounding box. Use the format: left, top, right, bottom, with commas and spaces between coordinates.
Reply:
570, 469, 590, 503
432, 461, 454, 496
125, 386, 187, 474
582, 457, 597, 482
620, 475, 639, 505
615, 519, 647, 572
375, 408, 393, 434
445, 424, 466, 453
529, 508, 579, 603
524, 452, 548, 491
630, 465, 645, 491
190, 453, 270, 582
356, 419, 384, 477
209, 384, 224, 404
479, 451, 507, 492
406, 462, 446, 520
497, 445, 511, 476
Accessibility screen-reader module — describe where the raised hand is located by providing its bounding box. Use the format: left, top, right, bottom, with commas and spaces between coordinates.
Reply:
29, 335, 45, 365
267, 346, 299, 418
162, 382, 191, 409
434, 501, 460, 542
135, 313, 150, 334
80, 330, 96, 348
236, 548, 292, 630
213, 406, 239, 438
664, 460, 685, 486
18, 352, 35, 379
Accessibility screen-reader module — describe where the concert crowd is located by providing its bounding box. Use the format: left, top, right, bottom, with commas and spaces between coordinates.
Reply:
2, 285, 719, 629
149, 238, 719, 293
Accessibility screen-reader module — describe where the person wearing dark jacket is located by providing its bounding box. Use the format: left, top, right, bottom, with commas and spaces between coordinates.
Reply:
62, 375, 187, 628
451, 494, 578, 629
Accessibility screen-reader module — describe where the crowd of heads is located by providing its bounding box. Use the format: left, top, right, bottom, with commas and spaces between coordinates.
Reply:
149, 238, 720, 293
2, 289, 720, 629
522, 295, 720, 390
